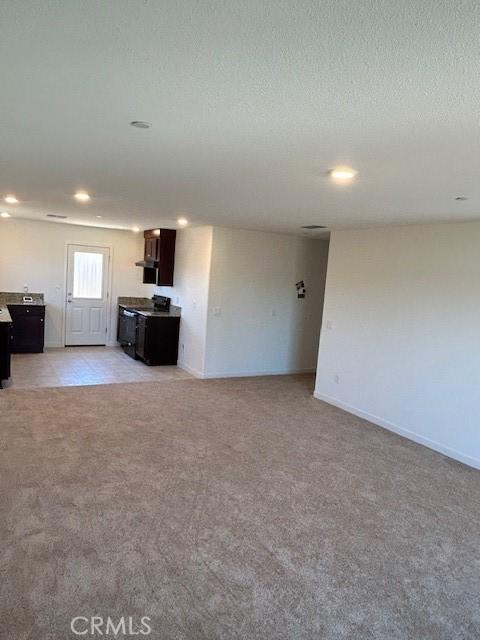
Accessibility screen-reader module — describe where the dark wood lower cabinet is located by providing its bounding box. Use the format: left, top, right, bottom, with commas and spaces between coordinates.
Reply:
0, 322, 12, 388
136, 315, 180, 365
8, 305, 45, 353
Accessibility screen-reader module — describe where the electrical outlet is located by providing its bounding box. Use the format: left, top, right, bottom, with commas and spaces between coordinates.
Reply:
271, 309, 277, 317
213, 307, 222, 317
334, 374, 340, 384
326, 320, 334, 330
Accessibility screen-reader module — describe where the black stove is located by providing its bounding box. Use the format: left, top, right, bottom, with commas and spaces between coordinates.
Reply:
152, 295, 171, 312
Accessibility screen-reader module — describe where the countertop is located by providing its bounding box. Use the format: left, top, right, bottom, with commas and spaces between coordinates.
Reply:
118, 296, 153, 308
119, 303, 181, 318
0, 307, 12, 323
0, 292, 45, 306
136, 306, 181, 318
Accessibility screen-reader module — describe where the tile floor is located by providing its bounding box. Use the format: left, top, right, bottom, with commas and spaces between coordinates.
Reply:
6, 346, 193, 390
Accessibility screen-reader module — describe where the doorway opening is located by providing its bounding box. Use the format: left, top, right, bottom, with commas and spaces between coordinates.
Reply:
291, 234, 330, 377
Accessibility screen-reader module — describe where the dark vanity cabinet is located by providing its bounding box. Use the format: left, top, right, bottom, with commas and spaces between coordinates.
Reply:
8, 305, 45, 353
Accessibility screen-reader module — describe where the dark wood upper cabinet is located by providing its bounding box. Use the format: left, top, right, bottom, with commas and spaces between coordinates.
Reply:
142, 229, 176, 286
142, 267, 157, 285
144, 236, 159, 261
156, 229, 176, 286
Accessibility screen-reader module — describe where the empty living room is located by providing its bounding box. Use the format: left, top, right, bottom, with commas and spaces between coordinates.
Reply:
1, 2, 479, 639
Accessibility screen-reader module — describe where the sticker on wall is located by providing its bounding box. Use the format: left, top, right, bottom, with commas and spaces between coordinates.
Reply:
296, 280, 306, 299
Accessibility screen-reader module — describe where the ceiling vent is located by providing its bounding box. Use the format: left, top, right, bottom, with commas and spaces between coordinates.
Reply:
130, 121, 151, 129
301, 225, 327, 230
46, 214, 67, 219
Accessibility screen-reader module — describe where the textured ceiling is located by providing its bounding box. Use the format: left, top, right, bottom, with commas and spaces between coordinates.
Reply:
0, 0, 479, 234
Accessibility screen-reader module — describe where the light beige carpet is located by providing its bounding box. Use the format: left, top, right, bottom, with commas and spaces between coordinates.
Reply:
1, 375, 479, 639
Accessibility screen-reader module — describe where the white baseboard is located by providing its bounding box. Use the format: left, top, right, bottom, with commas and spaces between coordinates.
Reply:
313, 391, 480, 471
177, 363, 316, 380
202, 367, 316, 379
46, 342, 118, 349
177, 362, 205, 378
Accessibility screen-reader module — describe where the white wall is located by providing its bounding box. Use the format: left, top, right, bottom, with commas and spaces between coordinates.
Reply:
154, 226, 213, 377
0, 218, 147, 347
315, 222, 480, 469
204, 227, 329, 377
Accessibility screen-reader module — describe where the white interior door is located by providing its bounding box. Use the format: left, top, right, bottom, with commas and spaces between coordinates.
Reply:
65, 245, 110, 346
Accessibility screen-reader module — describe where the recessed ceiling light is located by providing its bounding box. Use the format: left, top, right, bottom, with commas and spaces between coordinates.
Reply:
177, 217, 188, 226
4, 195, 18, 204
455, 196, 468, 201
130, 121, 151, 129
132, 226, 141, 233
1, 211, 11, 218
74, 191, 91, 202
95, 215, 103, 219
328, 167, 358, 182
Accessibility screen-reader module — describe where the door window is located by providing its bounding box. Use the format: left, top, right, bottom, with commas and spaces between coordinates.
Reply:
72, 251, 104, 299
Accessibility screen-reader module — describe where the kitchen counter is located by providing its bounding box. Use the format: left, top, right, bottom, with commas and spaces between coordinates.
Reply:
118, 296, 153, 308
0, 292, 45, 306
119, 303, 181, 318
136, 306, 181, 318
118, 297, 181, 318
0, 307, 12, 323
